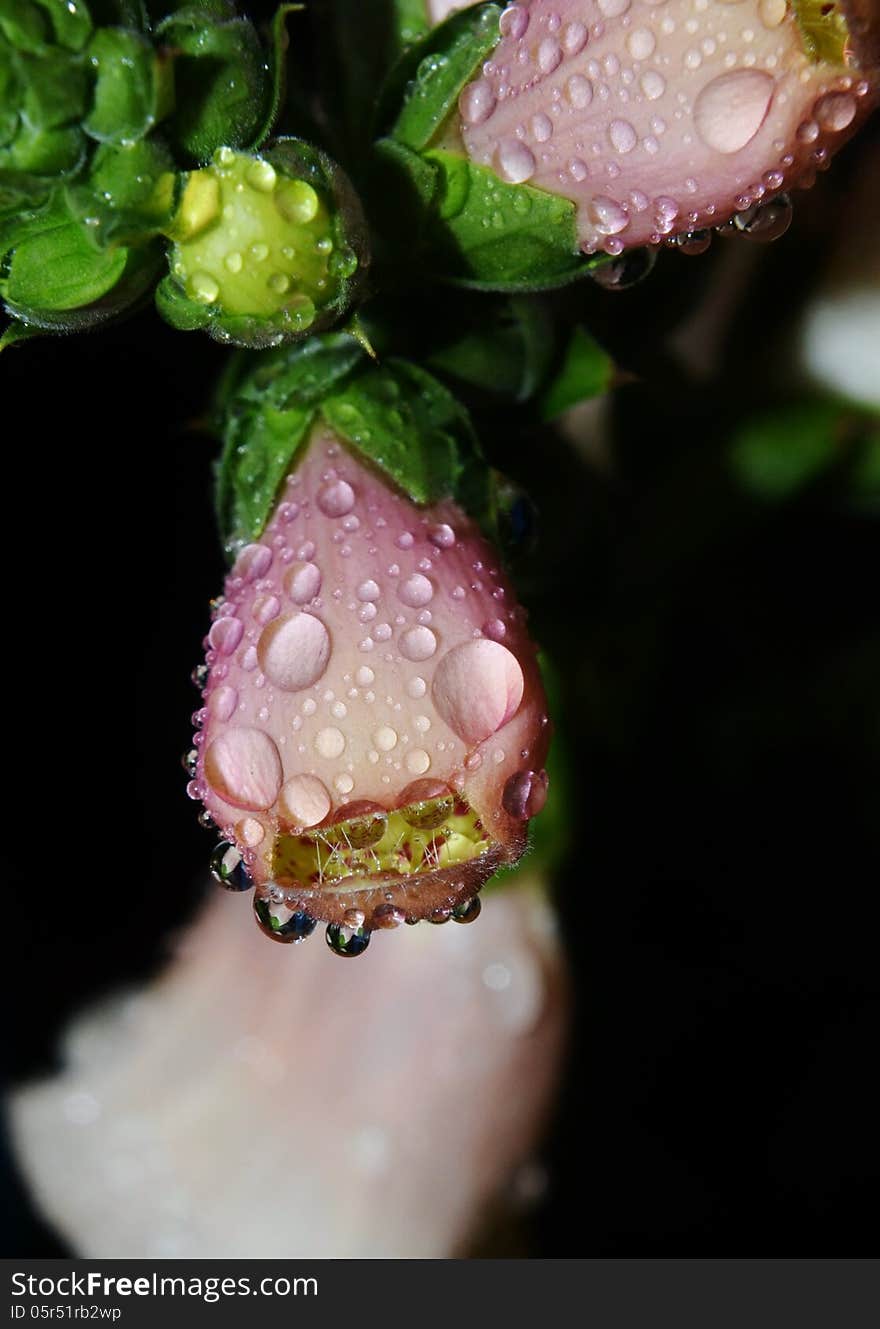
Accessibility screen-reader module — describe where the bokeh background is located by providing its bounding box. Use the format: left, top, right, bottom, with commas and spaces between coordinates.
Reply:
2, 3, 878, 1257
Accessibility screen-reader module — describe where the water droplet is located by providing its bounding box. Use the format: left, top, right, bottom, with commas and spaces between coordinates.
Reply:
372, 903, 406, 930
268, 272, 290, 295
732, 193, 792, 242
567, 75, 593, 109
315, 726, 345, 759
453, 897, 482, 924
588, 196, 630, 235
344, 908, 365, 929
258, 613, 330, 692
428, 523, 455, 548
499, 3, 529, 39
285, 561, 322, 604
627, 27, 656, 59
459, 77, 496, 127
275, 179, 319, 224
814, 91, 857, 132
224, 251, 243, 273
496, 138, 536, 184
209, 684, 238, 721
400, 781, 454, 828
317, 479, 355, 517
356, 666, 375, 686
191, 664, 209, 690
531, 112, 553, 143
204, 729, 282, 810
562, 21, 588, 55
609, 120, 637, 154
640, 70, 665, 101
400, 626, 437, 661
211, 842, 253, 891
246, 159, 277, 192
598, 0, 630, 14
326, 923, 371, 957
250, 242, 269, 262
254, 594, 281, 625
671, 229, 712, 255
279, 773, 331, 827
208, 616, 243, 655
406, 749, 431, 775
334, 772, 354, 795
357, 579, 380, 601
255, 897, 318, 943
189, 272, 219, 304
398, 573, 434, 607
502, 769, 549, 820
537, 38, 562, 75
694, 70, 774, 154
236, 817, 265, 848
759, 0, 786, 28
182, 748, 198, 777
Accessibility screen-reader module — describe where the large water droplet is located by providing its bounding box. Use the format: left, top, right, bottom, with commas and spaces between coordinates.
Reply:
627, 27, 656, 59
326, 923, 371, 957
204, 729, 282, 810
453, 897, 482, 924
279, 773, 331, 827
400, 626, 437, 661
499, 3, 529, 39
567, 75, 592, 109
398, 574, 434, 608
502, 769, 549, 820
694, 70, 774, 154
537, 38, 562, 75
285, 561, 322, 604
315, 726, 345, 759
255, 898, 318, 943
609, 120, 637, 154
208, 616, 243, 655
814, 92, 857, 133
732, 193, 792, 242
258, 613, 330, 692
275, 179, 319, 224
317, 480, 356, 518
589, 247, 657, 289
496, 138, 536, 184
589, 196, 630, 235
459, 78, 496, 126
211, 842, 253, 891
432, 640, 524, 743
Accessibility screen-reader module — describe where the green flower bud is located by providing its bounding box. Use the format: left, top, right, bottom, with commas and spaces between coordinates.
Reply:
157, 139, 369, 348
156, 2, 271, 163
0, 0, 93, 202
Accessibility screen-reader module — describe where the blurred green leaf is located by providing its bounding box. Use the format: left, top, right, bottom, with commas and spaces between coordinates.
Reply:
539, 326, 614, 420
429, 297, 557, 401
730, 400, 845, 499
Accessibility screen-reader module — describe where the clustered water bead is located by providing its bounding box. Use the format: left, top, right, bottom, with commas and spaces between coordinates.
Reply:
168, 148, 356, 326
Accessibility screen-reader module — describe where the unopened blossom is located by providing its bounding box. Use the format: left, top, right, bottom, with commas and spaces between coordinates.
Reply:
191, 425, 551, 949
456, 0, 878, 253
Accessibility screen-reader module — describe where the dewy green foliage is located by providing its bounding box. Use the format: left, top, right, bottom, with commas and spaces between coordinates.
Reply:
214, 334, 493, 555
369, 2, 598, 290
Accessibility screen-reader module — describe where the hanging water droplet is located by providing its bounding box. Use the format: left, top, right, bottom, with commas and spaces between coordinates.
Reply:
211, 842, 253, 892
372, 903, 406, 929
254, 897, 318, 942
181, 748, 198, 777
732, 193, 792, 242
191, 664, 209, 690
326, 922, 371, 957
671, 230, 712, 255
590, 247, 657, 290
452, 897, 482, 925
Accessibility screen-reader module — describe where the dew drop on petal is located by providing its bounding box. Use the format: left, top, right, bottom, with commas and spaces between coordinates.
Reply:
209, 617, 243, 655
814, 92, 857, 132
315, 727, 346, 759
209, 685, 238, 721
460, 78, 496, 126
496, 138, 536, 184
398, 574, 434, 608
285, 561, 322, 604
258, 613, 331, 692
204, 729, 282, 810
400, 627, 437, 661
694, 70, 774, 154
432, 640, 524, 744
317, 480, 356, 518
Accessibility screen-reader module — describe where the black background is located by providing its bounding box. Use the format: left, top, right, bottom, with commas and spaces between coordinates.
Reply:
3, 3, 879, 1258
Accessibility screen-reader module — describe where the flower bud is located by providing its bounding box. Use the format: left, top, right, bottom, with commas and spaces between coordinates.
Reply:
158, 140, 369, 347
456, 0, 878, 256
190, 342, 551, 950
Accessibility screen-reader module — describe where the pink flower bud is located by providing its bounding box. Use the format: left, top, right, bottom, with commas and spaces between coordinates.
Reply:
458, 0, 878, 253
192, 426, 551, 944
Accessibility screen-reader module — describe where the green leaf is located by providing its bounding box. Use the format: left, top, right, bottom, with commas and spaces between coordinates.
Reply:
729, 400, 845, 500
83, 27, 171, 145
67, 137, 175, 244
157, 5, 276, 160
384, 3, 502, 151
3, 214, 127, 309
538, 325, 614, 420
429, 297, 557, 402
213, 337, 492, 552
0, 318, 42, 350
421, 149, 595, 291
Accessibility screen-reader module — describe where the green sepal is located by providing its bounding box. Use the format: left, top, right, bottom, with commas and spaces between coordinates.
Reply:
538, 325, 615, 420
0, 187, 163, 327
792, 0, 850, 64
0, 318, 43, 350
154, 272, 211, 331
214, 334, 494, 556
157, 3, 277, 161
378, 2, 502, 151
83, 26, 172, 145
